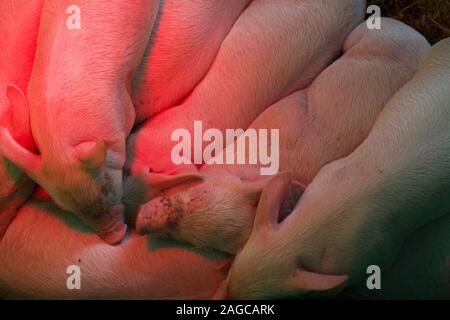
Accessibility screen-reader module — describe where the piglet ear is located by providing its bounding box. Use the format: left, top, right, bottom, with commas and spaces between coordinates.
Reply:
239, 175, 276, 202
6, 84, 29, 131
240, 171, 300, 203
74, 140, 106, 169
166, 157, 200, 177
33, 187, 53, 201
252, 171, 294, 231
5, 84, 35, 150
290, 269, 348, 294
143, 171, 204, 191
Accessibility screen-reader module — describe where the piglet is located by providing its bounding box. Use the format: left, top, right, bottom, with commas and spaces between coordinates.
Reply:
344, 213, 450, 299
125, 0, 252, 219
132, 0, 252, 122
0, 0, 159, 244
0, 194, 229, 299
0, 0, 43, 240
125, 0, 366, 212
136, 19, 430, 254
218, 38, 450, 299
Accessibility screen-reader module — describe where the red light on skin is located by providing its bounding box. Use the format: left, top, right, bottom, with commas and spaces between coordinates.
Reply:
34, 187, 52, 201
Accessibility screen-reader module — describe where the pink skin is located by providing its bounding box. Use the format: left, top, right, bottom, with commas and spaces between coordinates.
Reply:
132, 0, 252, 123
124, 0, 251, 220
125, 0, 366, 212
136, 19, 431, 255
0, 0, 160, 244
122, 171, 205, 227
0, 195, 230, 299
0, 0, 43, 240
218, 39, 450, 300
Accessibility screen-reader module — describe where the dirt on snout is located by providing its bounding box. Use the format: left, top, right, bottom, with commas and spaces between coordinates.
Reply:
368, 0, 450, 44
159, 197, 184, 229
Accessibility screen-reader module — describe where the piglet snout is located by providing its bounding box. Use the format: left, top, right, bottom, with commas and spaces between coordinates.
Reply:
98, 222, 127, 245
136, 198, 172, 235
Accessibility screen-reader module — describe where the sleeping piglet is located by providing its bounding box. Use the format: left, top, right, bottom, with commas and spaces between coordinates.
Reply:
125, 0, 366, 214
217, 38, 450, 299
135, 19, 430, 254
132, 0, 252, 122
124, 0, 252, 221
0, 0, 43, 240
0, 193, 229, 299
0, 0, 159, 244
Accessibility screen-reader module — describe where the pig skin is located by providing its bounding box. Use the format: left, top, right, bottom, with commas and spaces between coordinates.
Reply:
0, 0, 159, 244
343, 213, 450, 299
132, 0, 252, 122
136, 19, 430, 255
0, 0, 43, 241
0, 195, 229, 299
125, 0, 367, 215
221, 38, 450, 299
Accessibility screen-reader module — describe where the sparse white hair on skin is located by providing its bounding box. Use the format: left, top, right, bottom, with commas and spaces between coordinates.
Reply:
0, 196, 229, 299
132, 0, 252, 123
222, 37, 450, 299
125, 0, 367, 179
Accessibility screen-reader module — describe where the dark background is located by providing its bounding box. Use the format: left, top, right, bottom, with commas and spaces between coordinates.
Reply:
368, 0, 450, 44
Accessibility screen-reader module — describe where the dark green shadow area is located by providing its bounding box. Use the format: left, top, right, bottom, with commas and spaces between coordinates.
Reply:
147, 233, 230, 261
28, 199, 230, 261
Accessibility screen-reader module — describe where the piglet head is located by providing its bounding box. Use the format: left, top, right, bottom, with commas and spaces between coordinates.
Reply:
0, 160, 36, 241
123, 168, 205, 227
216, 172, 348, 299
55, 139, 127, 245
136, 168, 304, 255
0, 85, 126, 244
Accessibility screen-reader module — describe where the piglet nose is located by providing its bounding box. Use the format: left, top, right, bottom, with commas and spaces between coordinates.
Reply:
136, 199, 168, 235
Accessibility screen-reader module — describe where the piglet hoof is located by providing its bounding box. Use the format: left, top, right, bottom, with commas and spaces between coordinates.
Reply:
98, 222, 128, 245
